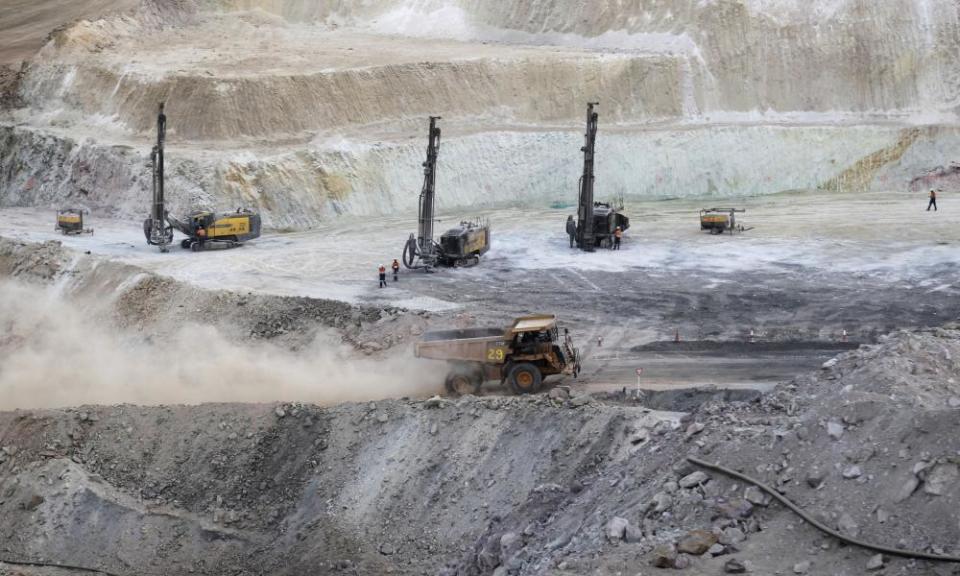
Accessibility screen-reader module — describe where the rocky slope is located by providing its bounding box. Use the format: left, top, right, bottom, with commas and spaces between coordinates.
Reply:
1, 0, 959, 228
1, 327, 960, 576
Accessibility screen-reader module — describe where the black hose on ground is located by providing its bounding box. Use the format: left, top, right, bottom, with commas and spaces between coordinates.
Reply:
687, 456, 960, 563
0, 558, 124, 576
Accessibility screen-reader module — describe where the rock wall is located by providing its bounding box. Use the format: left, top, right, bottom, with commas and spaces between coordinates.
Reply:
2, 0, 960, 228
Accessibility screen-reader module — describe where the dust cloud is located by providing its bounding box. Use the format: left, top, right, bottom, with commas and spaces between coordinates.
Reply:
0, 280, 445, 409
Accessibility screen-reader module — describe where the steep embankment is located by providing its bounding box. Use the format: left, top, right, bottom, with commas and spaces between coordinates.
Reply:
1, 327, 960, 575
2, 0, 960, 228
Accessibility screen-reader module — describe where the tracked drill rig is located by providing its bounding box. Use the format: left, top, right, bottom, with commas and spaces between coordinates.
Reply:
403, 116, 490, 269
143, 103, 261, 253
571, 103, 629, 251
144, 102, 174, 252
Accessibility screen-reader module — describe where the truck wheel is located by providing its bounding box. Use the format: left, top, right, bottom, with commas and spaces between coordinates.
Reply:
445, 369, 481, 397
508, 363, 542, 395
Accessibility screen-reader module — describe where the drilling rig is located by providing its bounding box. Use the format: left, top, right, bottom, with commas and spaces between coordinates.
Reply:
403, 116, 490, 269
143, 103, 261, 253
570, 103, 629, 251
143, 102, 173, 252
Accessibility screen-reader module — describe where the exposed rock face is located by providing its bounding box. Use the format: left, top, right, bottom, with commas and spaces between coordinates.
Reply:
2, 0, 960, 228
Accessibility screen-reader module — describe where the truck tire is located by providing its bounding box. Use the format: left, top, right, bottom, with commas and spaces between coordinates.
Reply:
508, 363, 542, 395
445, 366, 482, 397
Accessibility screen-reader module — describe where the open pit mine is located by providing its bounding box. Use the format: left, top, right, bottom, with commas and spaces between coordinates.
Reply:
2, 1, 960, 575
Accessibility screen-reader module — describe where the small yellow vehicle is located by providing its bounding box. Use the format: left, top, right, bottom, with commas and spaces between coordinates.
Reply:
55, 209, 93, 235
700, 207, 745, 235
415, 315, 581, 396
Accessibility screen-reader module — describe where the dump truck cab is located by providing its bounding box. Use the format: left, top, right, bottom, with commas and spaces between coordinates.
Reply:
415, 314, 581, 396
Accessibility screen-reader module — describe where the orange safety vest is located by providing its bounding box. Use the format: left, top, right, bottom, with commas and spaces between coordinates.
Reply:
931, 190, 937, 199
197, 227, 207, 237
615, 229, 623, 239
378, 266, 386, 274
392, 261, 400, 271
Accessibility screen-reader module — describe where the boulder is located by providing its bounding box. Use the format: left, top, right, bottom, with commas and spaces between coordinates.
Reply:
805, 468, 826, 488
724, 558, 748, 573
424, 395, 449, 409
650, 492, 672, 513
715, 498, 754, 520
679, 471, 709, 489
924, 463, 958, 496
499, 532, 522, 565
719, 527, 747, 545
841, 465, 862, 479
570, 395, 593, 408
866, 554, 884, 571
837, 513, 859, 537
744, 486, 768, 506
895, 475, 920, 502
624, 523, 644, 544
676, 529, 718, 556
651, 544, 677, 568
605, 517, 630, 542
827, 421, 845, 440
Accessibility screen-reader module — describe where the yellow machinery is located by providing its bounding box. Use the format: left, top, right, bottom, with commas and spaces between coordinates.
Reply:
55, 209, 93, 235
415, 314, 581, 396
700, 207, 746, 234
169, 210, 262, 251
142, 103, 261, 252
402, 117, 491, 269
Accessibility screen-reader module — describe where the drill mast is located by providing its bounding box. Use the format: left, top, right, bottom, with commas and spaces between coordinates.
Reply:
576, 102, 599, 252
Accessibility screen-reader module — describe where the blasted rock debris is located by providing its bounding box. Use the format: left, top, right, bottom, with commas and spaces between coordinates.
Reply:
0, 327, 956, 574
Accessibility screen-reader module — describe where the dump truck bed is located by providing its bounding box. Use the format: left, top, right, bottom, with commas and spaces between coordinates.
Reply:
416, 329, 509, 363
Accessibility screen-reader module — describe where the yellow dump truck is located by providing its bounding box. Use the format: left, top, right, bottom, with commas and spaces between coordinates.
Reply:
415, 315, 581, 396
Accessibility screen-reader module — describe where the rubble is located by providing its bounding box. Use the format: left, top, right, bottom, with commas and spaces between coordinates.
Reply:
2, 218, 960, 575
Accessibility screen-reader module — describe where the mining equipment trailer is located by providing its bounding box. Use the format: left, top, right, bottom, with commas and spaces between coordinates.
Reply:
142, 102, 261, 253
55, 209, 93, 235
570, 102, 630, 251
700, 208, 746, 234
403, 116, 491, 269
415, 315, 581, 396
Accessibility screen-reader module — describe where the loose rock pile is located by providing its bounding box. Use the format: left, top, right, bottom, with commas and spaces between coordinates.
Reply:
1, 325, 959, 575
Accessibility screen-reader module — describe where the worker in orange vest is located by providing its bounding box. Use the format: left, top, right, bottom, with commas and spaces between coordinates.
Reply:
613, 226, 623, 250
196, 223, 207, 249
928, 189, 938, 211
392, 259, 400, 282
378, 264, 387, 288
